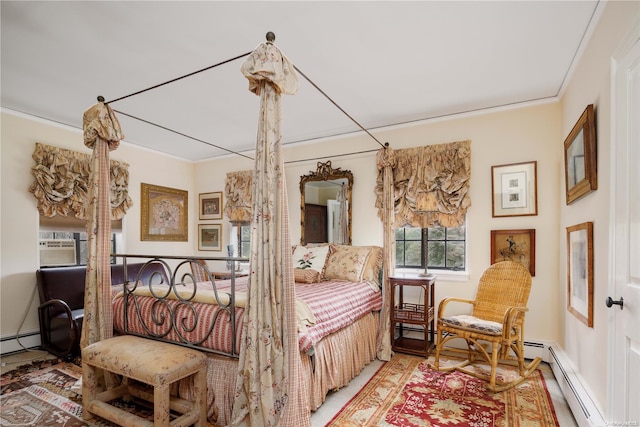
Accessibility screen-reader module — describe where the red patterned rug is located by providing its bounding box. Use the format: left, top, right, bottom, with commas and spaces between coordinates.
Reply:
326, 353, 560, 427
0, 357, 159, 427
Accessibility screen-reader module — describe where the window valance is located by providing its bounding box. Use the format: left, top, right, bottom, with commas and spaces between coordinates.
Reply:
375, 140, 471, 228
224, 170, 253, 223
29, 142, 133, 220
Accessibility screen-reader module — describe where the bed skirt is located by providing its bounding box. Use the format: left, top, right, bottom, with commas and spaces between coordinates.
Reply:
186, 311, 380, 426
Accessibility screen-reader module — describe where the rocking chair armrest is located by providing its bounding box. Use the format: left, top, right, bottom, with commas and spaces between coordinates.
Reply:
501, 306, 529, 337
437, 297, 474, 319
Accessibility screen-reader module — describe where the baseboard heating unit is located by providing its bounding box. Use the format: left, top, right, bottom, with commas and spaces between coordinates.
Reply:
0, 331, 41, 356
549, 345, 605, 427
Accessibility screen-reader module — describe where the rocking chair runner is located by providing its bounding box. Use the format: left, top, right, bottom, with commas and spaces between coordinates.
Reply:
433, 260, 541, 392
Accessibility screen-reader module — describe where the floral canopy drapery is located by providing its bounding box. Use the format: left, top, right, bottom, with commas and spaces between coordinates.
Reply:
375, 146, 396, 361
231, 39, 310, 427
80, 101, 125, 352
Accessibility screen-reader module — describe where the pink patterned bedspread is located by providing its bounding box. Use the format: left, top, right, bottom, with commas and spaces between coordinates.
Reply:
112, 276, 382, 355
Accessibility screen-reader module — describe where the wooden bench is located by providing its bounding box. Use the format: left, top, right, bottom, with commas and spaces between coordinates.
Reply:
82, 335, 207, 427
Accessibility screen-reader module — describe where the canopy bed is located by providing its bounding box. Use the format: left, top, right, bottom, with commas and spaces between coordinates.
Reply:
74, 33, 392, 427
71, 30, 472, 426
109, 244, 382, 424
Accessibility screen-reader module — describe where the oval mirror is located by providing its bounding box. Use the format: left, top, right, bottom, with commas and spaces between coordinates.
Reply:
300, 161, 353, 245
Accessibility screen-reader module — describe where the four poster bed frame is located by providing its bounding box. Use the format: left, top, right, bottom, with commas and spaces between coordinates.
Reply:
84, 32, 393, 426
110, 250, 384, 425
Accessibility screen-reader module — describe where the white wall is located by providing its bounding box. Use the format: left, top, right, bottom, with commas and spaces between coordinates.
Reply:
558, 1, 638, 415
1, 101, 563, 352
196, 101, 563, 345
0, 111, 195, 348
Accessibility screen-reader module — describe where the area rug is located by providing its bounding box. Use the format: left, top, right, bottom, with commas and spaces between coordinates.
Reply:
0, 358, 158, 427
1, 358, 85, 427
326, 353, 560, 427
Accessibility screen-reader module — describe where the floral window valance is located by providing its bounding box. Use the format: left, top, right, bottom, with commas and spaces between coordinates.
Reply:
29, 142, 133, 220
375, 140, 471, 228
224, 170, 253, 223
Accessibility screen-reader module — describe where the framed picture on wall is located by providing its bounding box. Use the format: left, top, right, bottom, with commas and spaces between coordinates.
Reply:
141, 183, 188, 241
491, 161, 538, 217
564, 104, 597, 205
566, 222, 594, 327
490, 229, 536, 276
199, 192, 223, 220
198, 224, 222, 251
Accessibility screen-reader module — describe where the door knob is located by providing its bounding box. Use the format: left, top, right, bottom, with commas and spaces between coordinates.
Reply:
605, 296, 624, 309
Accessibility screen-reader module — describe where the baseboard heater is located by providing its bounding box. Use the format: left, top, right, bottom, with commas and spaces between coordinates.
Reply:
0, 331, 41, 356
548, 345, 605, 427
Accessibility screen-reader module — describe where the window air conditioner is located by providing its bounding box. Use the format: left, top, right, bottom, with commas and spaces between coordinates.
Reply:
39, 239, 77, 267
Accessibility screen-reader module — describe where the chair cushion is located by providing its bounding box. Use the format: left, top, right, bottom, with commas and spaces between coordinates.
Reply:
439, 314, 503, 335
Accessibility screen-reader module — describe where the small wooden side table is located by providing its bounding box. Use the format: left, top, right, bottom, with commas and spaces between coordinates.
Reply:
389, 273, 436, 357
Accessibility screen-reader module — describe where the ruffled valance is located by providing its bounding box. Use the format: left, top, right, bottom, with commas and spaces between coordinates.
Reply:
375, 140, 471, 228
224, 170, 253, 223
29, 142, 133, 220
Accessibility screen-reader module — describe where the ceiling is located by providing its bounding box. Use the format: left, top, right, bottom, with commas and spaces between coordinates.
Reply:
1, 1, 601, 162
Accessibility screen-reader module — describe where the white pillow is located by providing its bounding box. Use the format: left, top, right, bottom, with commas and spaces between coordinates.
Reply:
292, 245, 330, 275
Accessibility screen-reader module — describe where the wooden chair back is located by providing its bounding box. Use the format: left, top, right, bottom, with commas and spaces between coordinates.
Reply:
472, 261, 532, 325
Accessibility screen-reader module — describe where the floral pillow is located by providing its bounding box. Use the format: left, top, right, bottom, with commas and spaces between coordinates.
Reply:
324, 244, 373, 282
291, 245, 331, 276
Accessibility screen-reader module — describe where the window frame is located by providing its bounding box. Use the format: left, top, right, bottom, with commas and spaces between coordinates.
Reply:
238, 223, 251, 258
395, 223, 467, 274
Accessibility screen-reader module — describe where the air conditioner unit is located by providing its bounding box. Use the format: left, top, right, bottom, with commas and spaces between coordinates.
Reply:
39, 239, 77, 267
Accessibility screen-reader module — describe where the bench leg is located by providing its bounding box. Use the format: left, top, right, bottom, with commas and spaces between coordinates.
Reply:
81, 362, 98, 421
154, 384, 170, 427
194, 368, 207, 427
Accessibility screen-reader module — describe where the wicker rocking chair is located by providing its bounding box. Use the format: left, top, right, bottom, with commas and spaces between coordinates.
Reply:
433, 260, 541, 392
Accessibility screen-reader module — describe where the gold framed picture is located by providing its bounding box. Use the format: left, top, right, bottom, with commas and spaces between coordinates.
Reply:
490, 229, 536, 276
141, 183, 188, 241
566, 222, 594, 327
564, 104, 597, 205
491, 161, 538, 217
198, 224, 222, 251
199, 192, 223, 220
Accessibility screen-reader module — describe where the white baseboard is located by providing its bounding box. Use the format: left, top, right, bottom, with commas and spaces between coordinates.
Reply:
548, 344, 605, 427
523, 339, 551, 362
0, 330, 41, 355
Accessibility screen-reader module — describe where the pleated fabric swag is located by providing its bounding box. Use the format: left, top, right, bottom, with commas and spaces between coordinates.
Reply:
29, 142, 132, 220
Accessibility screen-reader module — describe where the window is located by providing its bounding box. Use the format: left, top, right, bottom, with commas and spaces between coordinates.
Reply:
231, 223, 251, 258
395, 223, 466, 271
238, 224, 251, 258
39, 231, 117, 266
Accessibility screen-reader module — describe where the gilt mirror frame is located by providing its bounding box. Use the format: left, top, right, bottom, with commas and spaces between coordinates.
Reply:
564, 104, 597, 205
300, 161, 353, 246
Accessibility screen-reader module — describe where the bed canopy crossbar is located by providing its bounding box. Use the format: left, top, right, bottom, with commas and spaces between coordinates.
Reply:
100, 31, 388, 161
